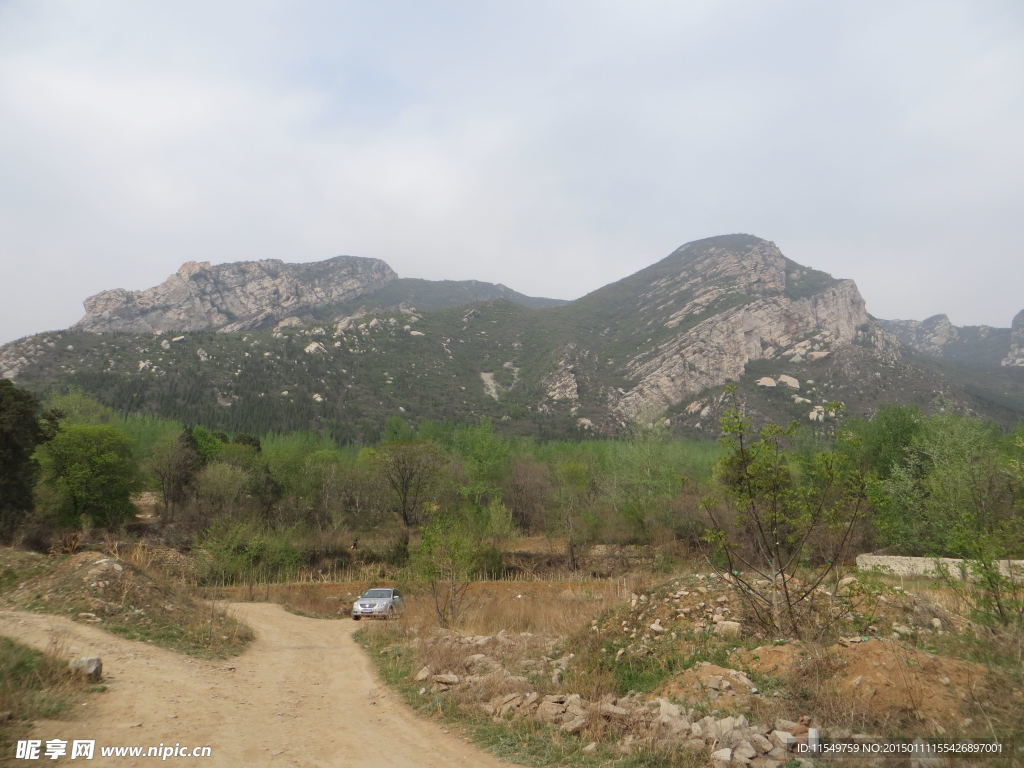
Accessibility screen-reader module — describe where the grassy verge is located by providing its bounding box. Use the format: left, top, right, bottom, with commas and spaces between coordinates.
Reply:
355, 624, 705, 768
0, 636, 95, 764
0, 548, 252, 659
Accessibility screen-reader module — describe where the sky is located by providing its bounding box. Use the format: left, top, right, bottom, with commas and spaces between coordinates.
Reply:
1, 1, 1022, 344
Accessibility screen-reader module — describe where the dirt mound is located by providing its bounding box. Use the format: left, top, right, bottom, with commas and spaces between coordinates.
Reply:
1, 550, 251, 657
659, 661, 761, 710
736, 637, 990, 728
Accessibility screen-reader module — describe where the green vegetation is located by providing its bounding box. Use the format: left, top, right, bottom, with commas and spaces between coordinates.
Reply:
0, 381, 57, 542
35, 424, 138, 528
703, 399, 869, 638
0, 390, 725, 584
0, 636, 90, 757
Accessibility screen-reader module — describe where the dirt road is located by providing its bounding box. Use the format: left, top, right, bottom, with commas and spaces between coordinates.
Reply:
0, 604, 515, 767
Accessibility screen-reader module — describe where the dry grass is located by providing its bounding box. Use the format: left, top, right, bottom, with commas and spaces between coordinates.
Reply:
400, 581, 621, 636
211, 577, 624, 631
0, 633, 91, 761
0, 548, 253, 658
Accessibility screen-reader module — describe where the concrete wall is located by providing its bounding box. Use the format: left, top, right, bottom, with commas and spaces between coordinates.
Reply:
855, 554, 1024, 579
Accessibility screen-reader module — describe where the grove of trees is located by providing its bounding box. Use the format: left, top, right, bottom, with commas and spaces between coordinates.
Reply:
0, 382, 1021, 597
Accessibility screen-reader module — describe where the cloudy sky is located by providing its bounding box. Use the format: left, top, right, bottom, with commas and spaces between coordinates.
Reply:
1, 1, 1021, 344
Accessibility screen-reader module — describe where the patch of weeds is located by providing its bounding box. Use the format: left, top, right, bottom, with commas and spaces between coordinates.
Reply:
2, 552, 253, 659
611, 653, 689, 695
743, 669, 785, 697
281, 605, 346, 620
0, 636, 90, 760
0, 567, 21, 592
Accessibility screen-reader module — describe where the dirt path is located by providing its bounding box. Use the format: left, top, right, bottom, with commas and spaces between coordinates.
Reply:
0, 604, 515, 767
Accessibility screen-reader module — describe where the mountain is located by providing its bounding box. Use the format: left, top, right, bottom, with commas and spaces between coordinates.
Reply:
878, 314, 1013, 368
73, 257, 565, 334
1007, 310, 1024, 368
2, 235, 1021, 441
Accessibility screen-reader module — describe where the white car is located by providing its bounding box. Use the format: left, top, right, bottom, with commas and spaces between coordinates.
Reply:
351, 587, 404, 620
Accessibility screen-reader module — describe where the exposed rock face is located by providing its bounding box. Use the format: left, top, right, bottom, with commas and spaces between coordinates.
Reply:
543, 347, 582, 407
1003, 309, 1024, 367
880, 313, 1015, 367
76, 256, 398, 333
604, 237, 868, 420
881, 314, 960, 356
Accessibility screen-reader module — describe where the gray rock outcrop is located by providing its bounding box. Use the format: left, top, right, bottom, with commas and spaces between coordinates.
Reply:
1003, 309, 1024, 367
606, 237, 868, 420
881, 314, 960, 356
75, 256, 397, 333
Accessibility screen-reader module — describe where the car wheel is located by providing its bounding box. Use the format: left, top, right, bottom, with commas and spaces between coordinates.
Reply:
352, 615, 361, 621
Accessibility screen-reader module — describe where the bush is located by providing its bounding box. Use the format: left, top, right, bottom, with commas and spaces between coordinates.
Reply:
196, 520, 307, 584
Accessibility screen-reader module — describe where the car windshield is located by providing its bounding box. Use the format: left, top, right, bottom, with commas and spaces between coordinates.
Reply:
362, 589, 392, 598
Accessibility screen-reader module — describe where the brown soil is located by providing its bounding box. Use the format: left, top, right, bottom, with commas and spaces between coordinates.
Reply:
736, 638, 992, 729
0, 603, 515, 768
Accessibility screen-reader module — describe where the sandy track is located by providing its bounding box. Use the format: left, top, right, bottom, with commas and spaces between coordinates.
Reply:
0, 604, 514, 767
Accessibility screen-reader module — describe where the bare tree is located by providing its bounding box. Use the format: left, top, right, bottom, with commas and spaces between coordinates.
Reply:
376, 441, 447, 537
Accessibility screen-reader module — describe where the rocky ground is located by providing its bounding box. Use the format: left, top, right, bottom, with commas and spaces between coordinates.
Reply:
380, 572, 1022, 767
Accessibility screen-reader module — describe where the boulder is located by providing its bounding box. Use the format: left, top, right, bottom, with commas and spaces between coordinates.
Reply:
713, 620, 742, 637
750, 733, 774, 753
769, 731, 795, 750
536, 700, 567, 724
413, 665, 432, 681
711, 747, 733, 768
69, 657, 102, 683
560, 715, 589, 734
599, 702, 632, 719
734, 740, 758, 761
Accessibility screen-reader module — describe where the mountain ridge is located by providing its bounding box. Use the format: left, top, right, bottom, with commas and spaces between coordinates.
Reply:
74, 255, 567, 335
3, 234, 1022, 440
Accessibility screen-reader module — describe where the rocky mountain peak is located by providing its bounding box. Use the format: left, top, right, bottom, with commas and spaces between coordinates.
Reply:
176, 261, 211, 279
881, 314, 959, 356
1004, 309, 1024, 367
76, 255, 398, 334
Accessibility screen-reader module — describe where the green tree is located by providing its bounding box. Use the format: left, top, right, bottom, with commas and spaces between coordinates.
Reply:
0, 380, 55, 540
852, 404, 923, 479
45, 389, 115, 425
554, 459, 593, 570
874, 413, 1017, 556
411, 507, 477, 627
37, 424, 138, 528
450, 419, 511, 511
704, 405, 869, 638
149, 429, 202, 515
195, 461, 252, 515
